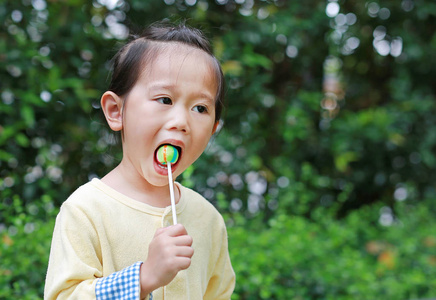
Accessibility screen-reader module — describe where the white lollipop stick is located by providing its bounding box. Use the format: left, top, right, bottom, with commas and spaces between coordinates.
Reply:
167, 162, 177, 225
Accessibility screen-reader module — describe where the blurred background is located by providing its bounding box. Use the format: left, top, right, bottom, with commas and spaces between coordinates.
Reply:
1, 0, 436, 299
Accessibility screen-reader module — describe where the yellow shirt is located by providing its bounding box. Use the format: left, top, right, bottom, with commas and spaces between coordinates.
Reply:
44, 178, 235, 299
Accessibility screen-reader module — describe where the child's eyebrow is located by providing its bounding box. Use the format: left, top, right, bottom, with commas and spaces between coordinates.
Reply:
148, 83, 173, 93
194, 92, 215, 104
149, 83, 215, 103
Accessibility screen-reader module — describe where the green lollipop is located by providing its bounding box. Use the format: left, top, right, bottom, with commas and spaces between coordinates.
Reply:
157, 144, 179, 225
157, 145, 179, 165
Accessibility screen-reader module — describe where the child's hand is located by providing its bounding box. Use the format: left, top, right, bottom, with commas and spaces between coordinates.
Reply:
140, 224, 194, 296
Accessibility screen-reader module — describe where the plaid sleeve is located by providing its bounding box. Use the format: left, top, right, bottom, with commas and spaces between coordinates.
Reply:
95, 261, 153, 300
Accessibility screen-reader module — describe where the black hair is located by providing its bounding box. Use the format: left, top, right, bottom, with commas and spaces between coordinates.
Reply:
108, 21, 224, 123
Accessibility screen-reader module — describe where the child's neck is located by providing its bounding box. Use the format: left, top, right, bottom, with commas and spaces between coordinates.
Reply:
101, 163, 179, 208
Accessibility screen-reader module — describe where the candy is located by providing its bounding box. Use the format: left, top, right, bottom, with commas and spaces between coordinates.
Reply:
157, 145, 179, 165
156, 144, 179, 225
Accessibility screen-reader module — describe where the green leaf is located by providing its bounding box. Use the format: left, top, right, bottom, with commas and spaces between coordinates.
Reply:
0, 149, 14, 161
15, 133, 30, 147
20, 105, 35, 127
335, 151, 359, 172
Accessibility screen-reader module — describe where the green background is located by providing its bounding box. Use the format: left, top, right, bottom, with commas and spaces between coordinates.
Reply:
1, 0, 435, 298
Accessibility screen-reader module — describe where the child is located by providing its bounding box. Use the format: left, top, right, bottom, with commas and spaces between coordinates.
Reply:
44, 21, 235, 299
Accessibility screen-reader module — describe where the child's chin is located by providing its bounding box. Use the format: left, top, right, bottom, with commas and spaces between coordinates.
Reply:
145, 176, 170, 188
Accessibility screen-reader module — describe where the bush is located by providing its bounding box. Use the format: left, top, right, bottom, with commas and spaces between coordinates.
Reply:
1, 0, 436, 298
0, 195, 57, 299
1, 196, 435, 299
228, 199, 436, 299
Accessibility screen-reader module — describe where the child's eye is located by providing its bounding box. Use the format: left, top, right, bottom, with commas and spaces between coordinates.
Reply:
193, 105, 208, 114
157, 97, 172, 105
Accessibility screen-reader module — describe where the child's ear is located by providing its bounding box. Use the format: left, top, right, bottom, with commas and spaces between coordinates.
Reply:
101, 91, 123, 132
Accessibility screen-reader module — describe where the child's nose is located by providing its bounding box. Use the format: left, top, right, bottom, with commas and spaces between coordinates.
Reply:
166, 106, 190, 133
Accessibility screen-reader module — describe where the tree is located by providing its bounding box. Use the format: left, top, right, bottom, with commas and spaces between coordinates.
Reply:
1, 0, 435, 297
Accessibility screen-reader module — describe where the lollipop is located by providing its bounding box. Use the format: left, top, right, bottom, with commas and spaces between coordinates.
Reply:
156, 145, 179, 225
156, 144, 179, 165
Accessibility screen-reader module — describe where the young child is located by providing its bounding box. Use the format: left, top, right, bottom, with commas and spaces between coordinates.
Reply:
44, 22, 235, 299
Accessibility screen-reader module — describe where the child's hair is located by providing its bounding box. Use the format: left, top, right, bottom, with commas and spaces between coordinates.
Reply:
108, 21, 225, 123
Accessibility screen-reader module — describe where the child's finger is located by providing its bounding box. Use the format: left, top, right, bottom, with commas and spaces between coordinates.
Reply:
153, 224, 184, 237
175, 245, 194, 258
173, 235, 193, 247
171, 223, 188, 236
154, 227, 167, 237
160, 223, 189, 237
174, 256, 192, 271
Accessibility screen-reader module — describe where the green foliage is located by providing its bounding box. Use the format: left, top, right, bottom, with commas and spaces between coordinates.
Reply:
1, 0, 436, 298
1, 195, 435, 299
229, 199, 436, 299
0, 195, 58, 299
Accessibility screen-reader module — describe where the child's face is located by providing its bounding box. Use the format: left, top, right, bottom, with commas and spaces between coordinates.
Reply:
120, 44, 218, 187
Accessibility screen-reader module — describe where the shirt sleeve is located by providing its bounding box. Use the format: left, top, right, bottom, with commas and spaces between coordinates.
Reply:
44, 202, 152, 300
44, 201, 102, 299
95, 262, 152, 300
203, 217, 236, 300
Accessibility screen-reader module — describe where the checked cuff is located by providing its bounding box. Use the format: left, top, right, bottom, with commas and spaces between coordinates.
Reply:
96, 261, 152, 300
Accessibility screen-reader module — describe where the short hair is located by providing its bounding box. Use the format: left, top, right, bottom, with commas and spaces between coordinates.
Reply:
108, 21, 224, 122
